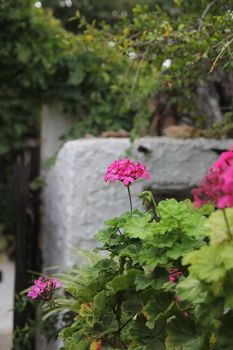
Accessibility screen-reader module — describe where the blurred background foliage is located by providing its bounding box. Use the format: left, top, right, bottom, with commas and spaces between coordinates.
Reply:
42, 0, 156, 31
0, 0, 233, 246
1, 0, 233, 152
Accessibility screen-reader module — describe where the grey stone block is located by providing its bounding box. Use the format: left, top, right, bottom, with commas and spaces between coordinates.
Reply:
41, 137, 233, 269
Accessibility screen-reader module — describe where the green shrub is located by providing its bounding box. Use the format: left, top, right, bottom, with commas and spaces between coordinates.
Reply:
50, 197, 209, 349
1, 0, 232, 155
0, 0, 159, 155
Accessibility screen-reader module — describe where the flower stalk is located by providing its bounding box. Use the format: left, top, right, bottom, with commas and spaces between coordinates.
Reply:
223, 209, 233, 239
127, 185, 133, 213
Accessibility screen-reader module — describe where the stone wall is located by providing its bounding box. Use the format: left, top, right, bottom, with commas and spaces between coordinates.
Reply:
41, 137, 233, 270
41, 105, 76, 161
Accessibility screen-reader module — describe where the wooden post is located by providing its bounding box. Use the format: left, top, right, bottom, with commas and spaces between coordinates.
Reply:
13, 142, 41, 348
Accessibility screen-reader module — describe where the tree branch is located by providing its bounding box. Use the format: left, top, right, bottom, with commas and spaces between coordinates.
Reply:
198, 0, 219, 32
210, 37, 233, 73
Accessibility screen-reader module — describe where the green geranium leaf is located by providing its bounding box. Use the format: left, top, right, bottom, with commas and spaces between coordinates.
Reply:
166, 244, 187, 260
123, 212, 156, 240
220, 242, 233, 271
92, 259, 118, 274
143, 297, 175, 329
196, 203, 215, 217
205, 208, 233, 245
183, 245, 224, 283
167, 237, 204, 260
195, 296, 224, 327
96, 228, 121, 246
176, 276, 206, 304
105, 211, 142, 229
63, 339, 89, 350
122, 294, 143, 316
136, 271, 168, 291
156, 199, 188, 220
183, 242, 233, 284
101, 311, 119, 334
152, 231, 177, 248
223, 273, 233, 308
79, 303, 94, 327
155, 199, 207, 239
118, 243, 141, 263
106, 269, 141, 295
165, 317, 203, 350
135, 274, 156, 291
93, 291, 106, 320
139, 246, 168, 270
215, 313, 233, 350
128, 317, 165, 349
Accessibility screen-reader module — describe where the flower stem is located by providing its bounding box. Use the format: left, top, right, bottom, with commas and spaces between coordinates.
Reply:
115, 257, 126, 349
223, 209, 233, 239
127, 186, 133, 213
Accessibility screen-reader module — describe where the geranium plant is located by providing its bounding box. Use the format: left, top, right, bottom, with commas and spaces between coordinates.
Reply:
27, 276, 62, 301
27, 152, 233, 349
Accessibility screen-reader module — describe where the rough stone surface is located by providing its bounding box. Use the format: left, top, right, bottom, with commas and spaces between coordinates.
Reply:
41, 105, 76, 161
42, 137, 233, 269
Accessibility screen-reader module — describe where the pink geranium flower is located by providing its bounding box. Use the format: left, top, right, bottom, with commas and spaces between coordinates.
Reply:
192, 148, 233, 209
104, 159, 150, 186
212, 148, 233, 173
27, 276, 62, 300
192, 171, 221, 207
169, 268, 183, 283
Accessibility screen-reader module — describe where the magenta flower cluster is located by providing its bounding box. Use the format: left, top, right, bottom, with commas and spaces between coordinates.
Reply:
104, 159, 150, 186
192, 148, 233, 209
169, 268, 183, 283
169, 269, 189, 317
27, 276, 62, 300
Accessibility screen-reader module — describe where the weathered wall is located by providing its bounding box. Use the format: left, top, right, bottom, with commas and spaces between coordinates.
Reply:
41, 105, 75, 161
41, 137, 233, 270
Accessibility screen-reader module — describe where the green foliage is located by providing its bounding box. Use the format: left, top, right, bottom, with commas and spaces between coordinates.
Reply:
204, 113, 233, 139
0, 0, 160, 156
39, 196, 213, 349
115, 1, 233, 128
13, 293, 74, 349
177, 208, 233, 349
165, 316, 203, 350
1, 0, 233, 156
29, 176, 45, 191
19, 176, 233, 349
0, 0, 65, 155
43, 0, 156, 31
13, 294, 38, 350
205, 208, 233, 244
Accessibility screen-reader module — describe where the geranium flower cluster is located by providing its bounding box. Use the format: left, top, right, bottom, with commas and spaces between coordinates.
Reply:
169, 270, 189, 317
192, 148, 233, 209
169, 268, 183, 283
27, 276, 62, 300
104, 159, 150, 186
